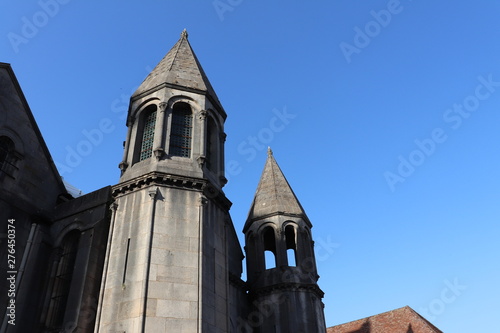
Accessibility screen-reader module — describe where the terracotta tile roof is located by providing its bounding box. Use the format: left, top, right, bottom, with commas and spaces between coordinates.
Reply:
327, 306, 443, 333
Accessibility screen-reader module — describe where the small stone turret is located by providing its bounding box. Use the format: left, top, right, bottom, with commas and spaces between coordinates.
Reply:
243, 148, 326, 332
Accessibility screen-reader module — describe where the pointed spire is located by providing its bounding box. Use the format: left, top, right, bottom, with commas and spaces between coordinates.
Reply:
244, 151, 310, 232
131, 30, 223, 112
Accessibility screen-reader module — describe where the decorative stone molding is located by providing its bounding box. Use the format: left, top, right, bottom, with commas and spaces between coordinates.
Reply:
198, 109, 207, 120
113, 173, 203, 195
197, 155, 206, 167
250, 282, 325, 299
199, 195, 208, 206
118, 161, 128, 174
203, 183, 218, 199
153, 148, 164, 160
148, 187, 158, 200
111, 172, 232, 210
158, 101, 168, 112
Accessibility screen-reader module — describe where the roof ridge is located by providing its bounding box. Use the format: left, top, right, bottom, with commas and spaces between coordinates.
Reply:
335, 305, 409, 325
167, 31, 186, 73
328, 306, 443, 333
0, 63, 68, 197
406, 306, 443, 333
269, 152, 279, 205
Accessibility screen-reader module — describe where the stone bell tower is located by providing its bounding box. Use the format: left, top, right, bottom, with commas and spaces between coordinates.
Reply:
95, 30, 244, 332
243, 148, 326, 332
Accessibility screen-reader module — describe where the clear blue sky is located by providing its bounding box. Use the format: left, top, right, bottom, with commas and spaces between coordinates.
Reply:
3, 1, 500, 332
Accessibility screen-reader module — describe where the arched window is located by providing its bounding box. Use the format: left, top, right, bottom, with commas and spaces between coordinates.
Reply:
139, 105, 157, 161
169, 102, 192, 157
263, 227, 277, 269
206, 116, 218, 170
285, 225, 297, 267
47, 230, 80, 329
0, 136, 14, 172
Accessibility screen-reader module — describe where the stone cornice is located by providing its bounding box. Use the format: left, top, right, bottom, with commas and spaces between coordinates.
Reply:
112, 172, 231, 210
249, 282, 325, 300
113, 172, 204, 196
247, 211, 309, 225
131, 82, 227, 120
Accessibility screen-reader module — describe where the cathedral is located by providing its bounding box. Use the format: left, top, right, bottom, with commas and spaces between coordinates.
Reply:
0, 31, 443, 332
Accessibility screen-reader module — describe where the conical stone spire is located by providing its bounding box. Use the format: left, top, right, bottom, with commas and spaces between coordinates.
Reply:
131, 30, 223, 111
244, 149, 310, 232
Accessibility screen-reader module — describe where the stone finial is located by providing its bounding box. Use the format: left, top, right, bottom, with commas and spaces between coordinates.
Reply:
181, 29, 188, 39
267, 147, 273, 156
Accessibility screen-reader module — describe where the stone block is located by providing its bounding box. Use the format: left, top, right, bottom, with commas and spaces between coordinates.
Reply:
172, 250, 198, 268
118, 299, 142, 320
146, 298, 158, 317
121, 281, 144, 302
156, 299, 191, 319
150, 248, 173, 265
170, 282, 198, 301
189, 237, 199, 252
156, 265, 197, 284
175, 218, 199, 237
144, 317, 166, 332
189, 301, 199, 321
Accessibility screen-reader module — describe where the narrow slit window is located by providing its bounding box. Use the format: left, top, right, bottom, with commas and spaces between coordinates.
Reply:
287, 248, 296, 267
139, 108, 157, 161
206, 117, 217, 170
123, 238, 131, 284
48, 230, 80, 329
169, 103, 192, 158
285, 225, 297, 267
263, 227, 277, 269
265, 250, 276, 270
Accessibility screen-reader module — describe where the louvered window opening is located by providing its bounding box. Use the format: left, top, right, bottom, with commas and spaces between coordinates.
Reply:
169, 108, 192, 157
139, 110, 157, 161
